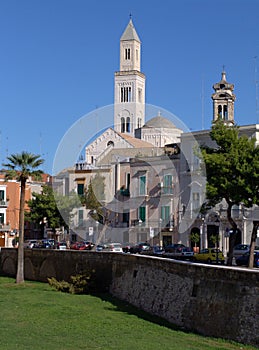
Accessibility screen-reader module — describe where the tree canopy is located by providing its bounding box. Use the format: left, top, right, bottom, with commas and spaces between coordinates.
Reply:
84, 177, 105, 223
27, 185, 66, 233
201, 121, 259, 265
28, 185, 82, 234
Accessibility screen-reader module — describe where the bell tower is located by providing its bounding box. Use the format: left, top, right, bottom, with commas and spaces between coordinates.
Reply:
211, 69, 236, 124
114, 18, 146, 136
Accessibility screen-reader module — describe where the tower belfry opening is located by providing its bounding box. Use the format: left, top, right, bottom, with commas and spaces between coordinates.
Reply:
211, 69, 236, 124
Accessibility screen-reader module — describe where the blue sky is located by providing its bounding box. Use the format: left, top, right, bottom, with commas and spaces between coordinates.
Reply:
0, 0, 258, 174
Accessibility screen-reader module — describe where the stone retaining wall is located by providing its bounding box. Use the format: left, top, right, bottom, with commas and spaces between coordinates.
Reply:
1, 248, 258, 347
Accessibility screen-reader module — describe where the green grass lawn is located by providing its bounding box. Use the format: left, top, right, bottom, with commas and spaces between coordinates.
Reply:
0, 277, 256, 350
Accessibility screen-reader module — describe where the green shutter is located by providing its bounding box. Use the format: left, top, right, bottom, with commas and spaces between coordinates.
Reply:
139, 206, 146, 222
77, 184, 84, 196
139, 176, 146, 195
161, 206, 170, 221
163, 175, 172, 194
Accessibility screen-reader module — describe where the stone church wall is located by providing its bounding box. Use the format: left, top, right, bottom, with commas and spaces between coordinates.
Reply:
0, 248, 258, 347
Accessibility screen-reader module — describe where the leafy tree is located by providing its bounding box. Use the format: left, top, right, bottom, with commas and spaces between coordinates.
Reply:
85, 179, 104, 223
201, 121, 259, 266
3, 152, 44, 284
27, 185, 66, 235
91, 173, 106, 202
54, 190, 82, 230
190, 231, 200, 251
209, 234, 219, 248
28, 184, 82, 236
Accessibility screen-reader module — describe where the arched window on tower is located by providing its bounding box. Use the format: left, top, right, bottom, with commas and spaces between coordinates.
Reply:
218, 105, 222, 119
137, 118, 142, 128
223, 105, 228, 120
126, 117, 130, 132
125, 48, 130, 60
120, 87, 131, 102
121, 117, 125, 132
128, 87, 131, 102
138, 88, 142, 103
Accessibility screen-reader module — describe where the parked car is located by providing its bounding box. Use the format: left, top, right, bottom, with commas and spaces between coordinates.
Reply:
45, 239, 56, 248
24, 240, 38, 248
233, 244, 259, 260
70, 242, 85, 250
33, 240, 53, 249
57, 241, 67, 250
164, 243, 186, 253
193, 248, 225, 264
96, 244, 106, 252
104, 243, 123, 253
122, 243, 134, 253
152, 246, 165, 255
81, 241, 95, 250
70, 241, 94, 250
129, 242, 151, 254
233, 244, 250, 259
171, 247, 194, 260
235, 251, 259, 268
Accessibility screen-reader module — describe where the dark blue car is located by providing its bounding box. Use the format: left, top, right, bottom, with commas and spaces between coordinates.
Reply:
235, 251, 259, 267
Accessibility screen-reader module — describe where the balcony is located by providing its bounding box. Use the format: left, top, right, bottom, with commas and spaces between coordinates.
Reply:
120, 188, 130, 197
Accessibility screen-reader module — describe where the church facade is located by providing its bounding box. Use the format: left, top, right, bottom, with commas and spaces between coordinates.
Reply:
54, 19, 259, 253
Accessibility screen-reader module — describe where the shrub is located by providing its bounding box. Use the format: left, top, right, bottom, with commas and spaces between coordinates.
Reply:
48, 269, 96, 294
48, 277, 71, 293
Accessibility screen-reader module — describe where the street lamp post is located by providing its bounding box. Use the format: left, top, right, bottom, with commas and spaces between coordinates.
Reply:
149, 226, 154, 246
215, 215, 220, 264
169, 198, 174, 232
159, 218, 163, 247
95, 221, 99, 244
138, 219, 142, 242
200, 217, 205, 251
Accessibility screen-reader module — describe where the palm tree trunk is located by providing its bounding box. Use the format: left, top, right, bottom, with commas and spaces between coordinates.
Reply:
16, 178, 26, 284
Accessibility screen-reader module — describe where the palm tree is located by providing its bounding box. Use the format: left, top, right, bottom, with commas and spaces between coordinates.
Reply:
3, 152, 44, 284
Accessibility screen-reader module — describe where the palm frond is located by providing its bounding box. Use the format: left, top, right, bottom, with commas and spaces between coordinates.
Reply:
3, 151, 44, 182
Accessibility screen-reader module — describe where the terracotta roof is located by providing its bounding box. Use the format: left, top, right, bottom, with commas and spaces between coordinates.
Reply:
117, 133, 153, 148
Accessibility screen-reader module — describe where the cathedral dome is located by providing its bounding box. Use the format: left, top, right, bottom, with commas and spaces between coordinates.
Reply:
144, 115, 176, 129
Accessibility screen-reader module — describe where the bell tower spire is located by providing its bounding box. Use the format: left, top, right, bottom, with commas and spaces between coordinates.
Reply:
211, 69, 236, 124
114, 18, 146, 137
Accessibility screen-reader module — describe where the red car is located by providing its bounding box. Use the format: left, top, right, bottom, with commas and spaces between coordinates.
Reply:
70, 241, 94, 250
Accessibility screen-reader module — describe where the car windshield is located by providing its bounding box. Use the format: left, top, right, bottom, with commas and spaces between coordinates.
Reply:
211, 249, 221, 253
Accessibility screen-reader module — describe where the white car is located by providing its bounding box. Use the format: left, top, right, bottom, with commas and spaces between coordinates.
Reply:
24, 240, 38, 248
104, 243, 123, 253
57, 242, 67, 250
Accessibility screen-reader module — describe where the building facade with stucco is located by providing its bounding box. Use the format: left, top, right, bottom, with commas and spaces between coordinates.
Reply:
54, 19, 259, 252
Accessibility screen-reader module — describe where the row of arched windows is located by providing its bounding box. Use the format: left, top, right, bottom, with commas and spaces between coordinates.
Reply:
121, 87, 132, 102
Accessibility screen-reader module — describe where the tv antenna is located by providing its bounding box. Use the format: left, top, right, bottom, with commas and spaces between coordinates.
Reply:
255, 56, 259, 123
201, 76, 205, 130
